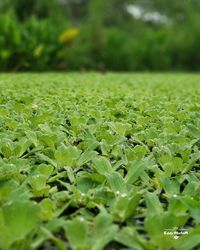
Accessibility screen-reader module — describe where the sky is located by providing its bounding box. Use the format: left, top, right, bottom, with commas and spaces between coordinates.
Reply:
127, 4, 170, 25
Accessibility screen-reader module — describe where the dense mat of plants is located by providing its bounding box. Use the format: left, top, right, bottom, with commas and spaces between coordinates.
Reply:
0, 73, 200, 250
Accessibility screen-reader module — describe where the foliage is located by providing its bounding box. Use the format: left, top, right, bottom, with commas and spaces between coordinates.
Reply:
0, 73, 200, 249
0, 13, 81, 71
0, 0, 200, 71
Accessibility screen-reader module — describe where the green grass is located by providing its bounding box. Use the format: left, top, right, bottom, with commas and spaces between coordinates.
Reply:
0, 73, 200, 250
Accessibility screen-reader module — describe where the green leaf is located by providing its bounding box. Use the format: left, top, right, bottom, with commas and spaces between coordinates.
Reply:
125, 160, 147, 185
115, 227, 143, 250
64, 217, 88, 250
106, 172, 127, 193
109, 122, 131, 136
93, 212, 113, 233
180, 197, 200, 223
159, 176, 180, 195
112, 190, 141, 221
55, 144, 81, 167
144, 212, 189, 248
25, 131, 39, 147
92, 156, 113, 175
37, 153, 57, 168
29, 174, 50, 196
77, 150, 97, 166
144, 192, 163, 216
34, 164, 54, 177
13, 138, 31, 158
0, 180, 18, 203
1, 139, 13, 158
77, 176, 98, 193
92, 212, 117, 250
187, 124, 200, 138
176, 226, 200, 250
39, 198, 55, 221
0, 200, 39, 249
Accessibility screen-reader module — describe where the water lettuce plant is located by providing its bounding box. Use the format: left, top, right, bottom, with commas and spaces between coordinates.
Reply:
0, 73, 200, 250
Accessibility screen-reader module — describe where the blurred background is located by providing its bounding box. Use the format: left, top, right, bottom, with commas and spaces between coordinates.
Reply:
0, 0, 199, 72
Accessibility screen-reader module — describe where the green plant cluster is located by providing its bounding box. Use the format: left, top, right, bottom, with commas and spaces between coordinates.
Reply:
0, 11, 200, 71
0, 14, 73, 71
0, 73, 200, 250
